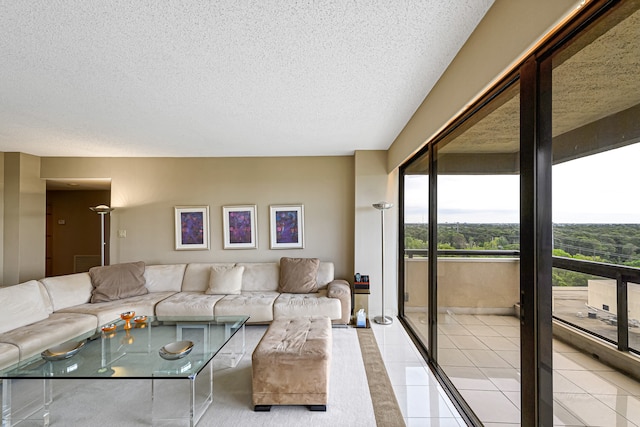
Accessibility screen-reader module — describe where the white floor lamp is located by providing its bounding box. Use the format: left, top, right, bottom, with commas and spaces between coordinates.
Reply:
90, 204, 114, 266
372, 201, 393, 325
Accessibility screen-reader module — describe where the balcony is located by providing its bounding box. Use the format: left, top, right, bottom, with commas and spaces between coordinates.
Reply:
403, 252, 640, 425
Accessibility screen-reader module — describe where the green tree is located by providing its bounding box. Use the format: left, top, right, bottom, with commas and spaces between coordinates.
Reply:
405, 236, 427, 249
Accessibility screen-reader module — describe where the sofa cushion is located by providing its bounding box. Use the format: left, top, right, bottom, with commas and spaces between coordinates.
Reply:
0, 280, 52, 334
238, 262, 280, 292
214, 291, 279, 323
144, 264, 186, 292
155, 291, 225, 318
60, 291, 175, 328
316, 262, 335, 289
40, 272, 93, 311
274, 291, 342, 321
182, 263, 237, 292
206, 265, 244, 295
0, 343, 20, 370
278, 257, 320, 293
89, 261, 148, 303
0, 312, 97, 361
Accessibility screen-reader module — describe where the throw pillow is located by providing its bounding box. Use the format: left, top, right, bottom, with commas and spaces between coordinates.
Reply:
206, 265, 244, 295
89, 261, 148, 303
278, 257, 320, 293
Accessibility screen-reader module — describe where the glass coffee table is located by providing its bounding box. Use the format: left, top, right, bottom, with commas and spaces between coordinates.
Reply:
0, 315, 248, 426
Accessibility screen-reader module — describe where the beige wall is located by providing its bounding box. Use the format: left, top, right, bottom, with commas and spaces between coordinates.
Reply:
2, 153, 46, 284
354, 150, 399, 318
0, 153, 4, 280
388, 0, 579, 170
40, 156, 355, 281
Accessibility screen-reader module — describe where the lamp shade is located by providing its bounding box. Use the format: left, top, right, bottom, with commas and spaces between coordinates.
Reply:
372, 201, 393, 210
90, 205, 114, 214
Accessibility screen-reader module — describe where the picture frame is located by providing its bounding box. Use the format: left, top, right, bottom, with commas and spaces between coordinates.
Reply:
222, 205, 257, 249
269, 204, 304, 249
174, 206, 210, 250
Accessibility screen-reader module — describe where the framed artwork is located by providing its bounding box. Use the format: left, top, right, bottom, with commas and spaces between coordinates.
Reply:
222, 205, 257, 249
270, 204, 304, 249
174, 206, 210, 250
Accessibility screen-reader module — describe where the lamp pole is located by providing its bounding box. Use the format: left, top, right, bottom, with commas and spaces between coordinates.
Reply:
90, 205, 114, 266
372, 201, 393, 325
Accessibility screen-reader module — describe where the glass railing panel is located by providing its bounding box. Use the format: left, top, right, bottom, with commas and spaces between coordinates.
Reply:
628, 282, 640, 353
552, 269, 617, 344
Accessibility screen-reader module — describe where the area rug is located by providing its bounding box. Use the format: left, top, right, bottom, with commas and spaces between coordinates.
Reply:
205, 325, 376, 426
26, 325, 395, 426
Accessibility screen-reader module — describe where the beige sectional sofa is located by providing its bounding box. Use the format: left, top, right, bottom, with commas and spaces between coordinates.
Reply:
0, 260, 351, 370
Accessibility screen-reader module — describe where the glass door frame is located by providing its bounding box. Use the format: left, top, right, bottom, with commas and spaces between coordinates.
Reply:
397, 1, 624, 425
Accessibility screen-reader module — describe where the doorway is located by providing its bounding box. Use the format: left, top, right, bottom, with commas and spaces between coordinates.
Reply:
45, 179, 111, 277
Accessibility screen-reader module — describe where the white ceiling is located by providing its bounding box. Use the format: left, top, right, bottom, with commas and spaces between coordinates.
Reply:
0, 1, 494, 158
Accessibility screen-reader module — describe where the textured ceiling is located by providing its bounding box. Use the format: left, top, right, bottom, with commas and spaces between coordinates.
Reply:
552, 5, 640, 136
439, 5, 640, 158
0, 1, 494, 158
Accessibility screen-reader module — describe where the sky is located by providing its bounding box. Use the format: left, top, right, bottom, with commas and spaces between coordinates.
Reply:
404, 143, 640, 224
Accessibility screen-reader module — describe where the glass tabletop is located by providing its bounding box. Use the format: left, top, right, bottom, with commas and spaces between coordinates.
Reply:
0, 315, 248, 380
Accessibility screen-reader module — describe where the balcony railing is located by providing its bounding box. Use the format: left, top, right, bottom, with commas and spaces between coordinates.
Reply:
403, 249, 640, 355
405, 249, 520, 258
552, 256, 640, 352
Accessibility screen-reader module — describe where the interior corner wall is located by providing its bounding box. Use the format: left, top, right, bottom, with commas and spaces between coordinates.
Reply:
0, 153, 4, 283
387, 0, 579, 170
2, 153, 46, 285
40, 156, 355, 280
354, 150, 399, 319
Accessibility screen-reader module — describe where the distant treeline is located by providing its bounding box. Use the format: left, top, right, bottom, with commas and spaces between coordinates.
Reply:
405, 223, 640, 268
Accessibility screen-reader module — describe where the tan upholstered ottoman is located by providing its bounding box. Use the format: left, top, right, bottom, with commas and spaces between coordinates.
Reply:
252, 316, 332, 411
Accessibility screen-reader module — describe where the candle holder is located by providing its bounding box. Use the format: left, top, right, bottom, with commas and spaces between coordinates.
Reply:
120, 311, 135, 330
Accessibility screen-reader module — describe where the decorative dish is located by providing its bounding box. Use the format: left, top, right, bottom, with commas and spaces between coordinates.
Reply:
101, 323, 117, 333
41, 341, 86, 361
133, 315, 147, 323
159, 340, 194, 360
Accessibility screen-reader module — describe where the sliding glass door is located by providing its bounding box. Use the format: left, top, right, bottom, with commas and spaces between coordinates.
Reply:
402, 151, 429, 347
550, 3, 640, 424
398, 1, 640, 425
435, 81, 521, 425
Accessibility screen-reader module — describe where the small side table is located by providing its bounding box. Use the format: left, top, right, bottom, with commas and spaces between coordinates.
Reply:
353, 287, 370, 328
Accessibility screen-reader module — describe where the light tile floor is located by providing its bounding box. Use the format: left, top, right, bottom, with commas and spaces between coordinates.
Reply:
386, 312, 640, 426
370, 319, 467, 426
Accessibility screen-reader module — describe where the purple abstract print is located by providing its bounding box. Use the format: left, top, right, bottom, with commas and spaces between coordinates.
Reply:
228, 210, 252, 244
181, 212, 204, 245
275, 210, 298, 244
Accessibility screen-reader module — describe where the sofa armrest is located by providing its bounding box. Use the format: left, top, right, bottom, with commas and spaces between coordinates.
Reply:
327, 280, 352, 324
